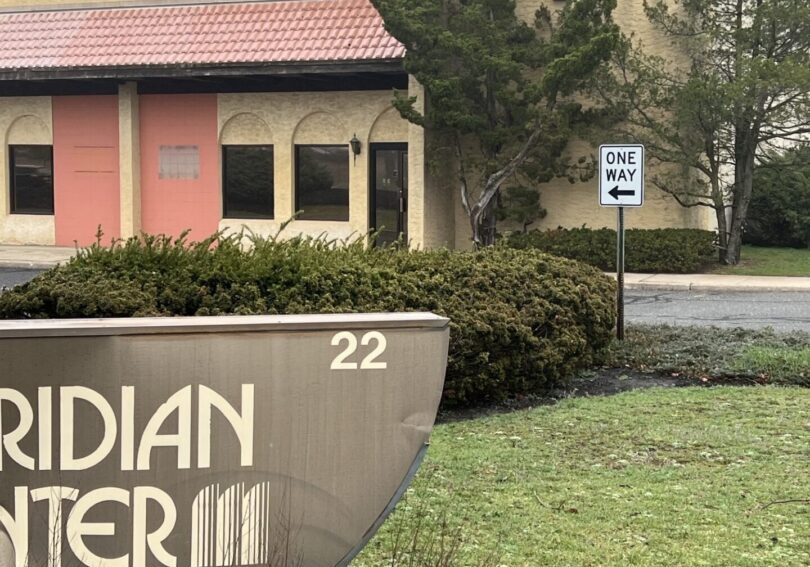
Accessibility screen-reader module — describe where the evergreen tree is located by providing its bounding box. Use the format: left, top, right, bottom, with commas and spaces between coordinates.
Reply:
372, 0, 621, 246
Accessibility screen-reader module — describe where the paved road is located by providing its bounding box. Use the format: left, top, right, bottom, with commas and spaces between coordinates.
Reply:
0, 268, 42, 289
3, 269, 810, 332
626, 289, 810, 332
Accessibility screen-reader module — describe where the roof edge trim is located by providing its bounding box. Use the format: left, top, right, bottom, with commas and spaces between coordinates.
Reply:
0, 60, 406, 82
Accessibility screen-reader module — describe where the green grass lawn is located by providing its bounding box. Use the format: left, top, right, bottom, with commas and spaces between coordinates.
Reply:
356, 387, 810, 566
712, 245, 810, 276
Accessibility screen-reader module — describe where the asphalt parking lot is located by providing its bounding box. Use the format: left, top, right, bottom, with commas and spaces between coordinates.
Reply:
625, 289, 810, 332
0, 268, 43, 289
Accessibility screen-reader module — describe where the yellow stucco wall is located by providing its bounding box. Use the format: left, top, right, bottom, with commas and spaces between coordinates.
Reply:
0, 97, 55, 245
420, 105, 456, 249
216, 90, 415, 245
422, 161, 456, 249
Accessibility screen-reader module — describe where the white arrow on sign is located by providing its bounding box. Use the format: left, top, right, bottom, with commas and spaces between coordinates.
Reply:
599, 144, 644, 207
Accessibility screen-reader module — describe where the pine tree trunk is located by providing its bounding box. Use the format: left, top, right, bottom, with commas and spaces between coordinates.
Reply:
467, 200, 499, 248
481, 199, 498, 246
463, 127, 544, 248
469, 210, 483, 248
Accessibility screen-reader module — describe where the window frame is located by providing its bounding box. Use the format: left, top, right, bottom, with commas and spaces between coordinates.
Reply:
294, 144, 351, 222
9, 144, 55, 216
221, 144, 275, 220
369, 143, 409, 247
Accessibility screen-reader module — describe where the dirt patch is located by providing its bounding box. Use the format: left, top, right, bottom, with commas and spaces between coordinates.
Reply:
557, 368, 695, 398
439, 369, 714, 423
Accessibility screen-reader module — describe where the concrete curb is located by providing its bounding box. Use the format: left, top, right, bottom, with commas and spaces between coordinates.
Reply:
0, 260, 62, 270
610, 272, 810, 293
0, 246, 76, 270
624, 282, 691, 292
624, 282, 810, 293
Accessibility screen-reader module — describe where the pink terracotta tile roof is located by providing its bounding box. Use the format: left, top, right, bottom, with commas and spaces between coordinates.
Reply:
0, 0, 405, 72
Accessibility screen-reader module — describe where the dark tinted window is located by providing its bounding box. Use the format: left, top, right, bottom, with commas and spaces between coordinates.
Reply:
295, 146, 349, 221
10, 145, 54, 215
222, 145, 274, 219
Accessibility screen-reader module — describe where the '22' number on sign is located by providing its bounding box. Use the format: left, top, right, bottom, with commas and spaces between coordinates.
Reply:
330, 331, 388, 370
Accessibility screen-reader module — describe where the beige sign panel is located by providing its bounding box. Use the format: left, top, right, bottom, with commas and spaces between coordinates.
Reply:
0, 313, 450, 567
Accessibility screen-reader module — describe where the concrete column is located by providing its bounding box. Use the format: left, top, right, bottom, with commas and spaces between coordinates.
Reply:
349, 132, 370, 239
275, 138, 295, 222
407, 75, 426, 248
118, 82, 141, 238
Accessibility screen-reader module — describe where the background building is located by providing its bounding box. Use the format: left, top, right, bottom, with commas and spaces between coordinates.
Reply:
0, 0, 714, 249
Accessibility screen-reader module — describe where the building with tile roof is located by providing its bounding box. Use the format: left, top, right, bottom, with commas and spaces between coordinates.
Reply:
0, 0, 405, 74
0, 0, 712, 249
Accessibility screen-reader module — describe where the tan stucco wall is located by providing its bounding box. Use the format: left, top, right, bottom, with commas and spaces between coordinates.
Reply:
422, 160, 456, 249
0, 97, 55, 245
417, 80, 455, 248
216, 90, 415, 245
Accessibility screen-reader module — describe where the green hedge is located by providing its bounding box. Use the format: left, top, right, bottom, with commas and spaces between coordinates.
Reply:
0, 234, 616, 407
505, 228, 716, 273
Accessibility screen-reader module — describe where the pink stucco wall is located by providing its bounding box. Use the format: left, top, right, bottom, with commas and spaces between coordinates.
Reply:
53, 96, 120, 246
139, 94, 220, 240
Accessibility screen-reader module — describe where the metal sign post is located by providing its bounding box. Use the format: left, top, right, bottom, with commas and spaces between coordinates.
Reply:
616, 207, 625, 340
598, 144, 644, 340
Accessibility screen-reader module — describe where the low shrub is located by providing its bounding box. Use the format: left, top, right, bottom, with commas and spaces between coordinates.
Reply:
505, 227, 716, 273
0, 233, 616, 407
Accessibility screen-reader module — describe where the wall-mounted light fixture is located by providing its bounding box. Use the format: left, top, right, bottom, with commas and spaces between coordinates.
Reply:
350, 134, 362, 163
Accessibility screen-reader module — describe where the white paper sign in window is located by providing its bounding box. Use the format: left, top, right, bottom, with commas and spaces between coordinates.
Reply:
159, 145, 200, 180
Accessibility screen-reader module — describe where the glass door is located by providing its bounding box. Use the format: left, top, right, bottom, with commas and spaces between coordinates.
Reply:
370, 144, 408, 246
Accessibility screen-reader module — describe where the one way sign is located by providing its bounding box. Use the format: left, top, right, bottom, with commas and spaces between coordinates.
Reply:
599, 144, 644, 207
